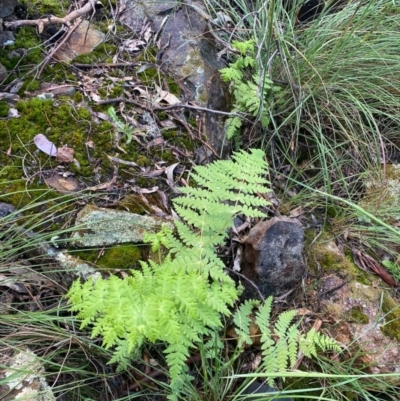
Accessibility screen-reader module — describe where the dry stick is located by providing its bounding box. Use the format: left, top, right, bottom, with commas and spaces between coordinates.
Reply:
74, 62, 140, 68
4, 0, 95, 29
97, 98, 249, 159
97, 97, 248, 119
171, 110, 219, 159
37, 17, 82, 79
227, 268, 265, 302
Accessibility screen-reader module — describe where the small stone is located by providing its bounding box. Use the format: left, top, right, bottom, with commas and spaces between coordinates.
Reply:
0, 0, 16, 18
0, 31, 15, 46
241, 217, 305, 298
0, 62, 7, 81
53, 20, 105, 62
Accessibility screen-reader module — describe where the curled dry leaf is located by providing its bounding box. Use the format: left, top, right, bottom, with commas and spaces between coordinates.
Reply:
33, 134, 57, 156
56, 146, 75, 163
154, 84, 180, 105
45, 175, 79, 193
165, 163, 179, 183
7, 108, 19, 118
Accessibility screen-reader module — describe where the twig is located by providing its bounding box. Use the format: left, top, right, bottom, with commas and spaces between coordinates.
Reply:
97, 97, 249, 119
73, 62, 140, 68
227, 268, 265, 302
4, 0, 95, 29
37, 17, 82, 78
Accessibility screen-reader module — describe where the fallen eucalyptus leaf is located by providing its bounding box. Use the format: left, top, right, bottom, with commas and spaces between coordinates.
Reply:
33, 134, 57, 156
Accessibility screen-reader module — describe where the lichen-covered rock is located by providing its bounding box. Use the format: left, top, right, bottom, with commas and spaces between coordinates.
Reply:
320, 276, 400, 379
241, 217, 305, 298
0, 348, 55, 401
71, 204, 174, 247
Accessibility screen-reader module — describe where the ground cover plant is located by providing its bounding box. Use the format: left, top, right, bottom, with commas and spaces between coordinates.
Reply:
211, 0, 400, 278
1, 0, 400, 400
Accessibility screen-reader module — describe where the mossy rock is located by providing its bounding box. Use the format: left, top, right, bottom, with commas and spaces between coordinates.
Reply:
73, 244, 143, 271
380, 293, 400, 341
305, 228, 371, 283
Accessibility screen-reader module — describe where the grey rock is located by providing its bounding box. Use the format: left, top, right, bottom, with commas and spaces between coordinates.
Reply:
0, 30, 15, 46
0, 348, 56, 401
241, 217, 306, 298
0, 0, 16, 18
119, 0, 232, 157
0, 202, 15, 217
240, 381, 293, 401
0, 62, 8, 82
71, 204, 174, 247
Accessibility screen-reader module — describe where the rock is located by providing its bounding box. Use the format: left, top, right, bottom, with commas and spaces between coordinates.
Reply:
241, 217, 305, 298
0, 201, 15, 217
0, 0, 16, 18
119, 0, 232, 157
240, 381, 293, 401
320, 276, 400, 379
0, 348, 56, 401
50, 251, 101, 288
0, 61, 8, 81
71, 204, 174, 247
0, 30, 15, 46
53, 20, 105, 62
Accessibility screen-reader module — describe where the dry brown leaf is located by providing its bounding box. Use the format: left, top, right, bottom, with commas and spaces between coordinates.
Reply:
56, 146, 75, 163
45, 175, 79, 193
132, 186, 159, 194
165, 163, 179, 183
154, 84, 180, 105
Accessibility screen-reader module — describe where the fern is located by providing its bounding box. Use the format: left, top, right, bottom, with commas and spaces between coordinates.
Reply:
220, 39, 278, 142
233, 296, 341, 387
66, 149, 271, 400
233, 299, 260, 347
108, 106, 133, 144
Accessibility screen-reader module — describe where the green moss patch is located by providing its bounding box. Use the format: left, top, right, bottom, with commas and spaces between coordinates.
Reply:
73, 244, 143, 271
380, 293, 400, 341
0, 98, 115, 205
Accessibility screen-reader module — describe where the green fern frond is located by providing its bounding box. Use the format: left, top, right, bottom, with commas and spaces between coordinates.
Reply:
225, 116, 242, 139
287, 324, 300, 367
66, 149, 271, 400
220, 67, 243, 83
274, 310, 297, 338
231, 38, 255, 54
219, 38, 278, 142
233, 299, 260, 347
251, 296, 340, 386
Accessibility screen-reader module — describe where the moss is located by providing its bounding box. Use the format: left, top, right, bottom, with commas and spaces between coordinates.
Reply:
73, 244, 144, 271
0, 101, 9, 117
137, 67, 161, 87
20, 0, 70, 16
73, 92, 84, 103
380, 293, 400, 341
73, 43, 118, 64
109, 84, 124, 98
42, 64, 77, 84
305, 228, 372, 283
117, 194, 151, 215
346, 305, 369, 324
0, 27, 42, 72
0, 98, 115, 205
19, 79, 41, 94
